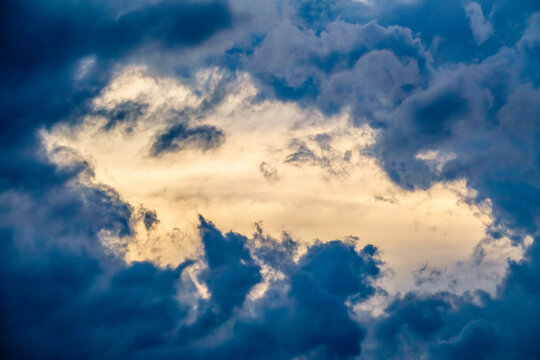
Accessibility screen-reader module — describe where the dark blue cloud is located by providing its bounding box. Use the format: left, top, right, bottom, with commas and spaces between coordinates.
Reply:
238, 3, 540, 359
0, 177, 383, 358
430, 320, 499, 360
0, 1, 233, 356
366, 239, 540, 359
377, 28, 540, 234
198, 238, 382, 359
188, 217, 262, 328
98, 101, 149, 132
143, 209, 159, 230
0, 0, 232, 147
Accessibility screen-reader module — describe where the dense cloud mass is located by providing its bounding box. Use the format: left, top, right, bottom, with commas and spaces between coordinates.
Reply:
1, 0, 540, 359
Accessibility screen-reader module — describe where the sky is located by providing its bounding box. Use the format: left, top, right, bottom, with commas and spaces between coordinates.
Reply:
1, 0, 540, 359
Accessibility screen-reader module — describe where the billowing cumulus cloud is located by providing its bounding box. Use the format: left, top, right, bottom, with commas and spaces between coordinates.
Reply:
2, 0, 540, 359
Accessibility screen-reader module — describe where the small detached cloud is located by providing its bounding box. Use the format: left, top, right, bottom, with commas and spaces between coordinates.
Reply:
151, 123, 225, 156
97, 101, 148, 132
259, 161, 280, 182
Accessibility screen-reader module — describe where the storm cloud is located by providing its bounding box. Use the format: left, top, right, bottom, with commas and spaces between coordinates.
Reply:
2, 0, 540, 359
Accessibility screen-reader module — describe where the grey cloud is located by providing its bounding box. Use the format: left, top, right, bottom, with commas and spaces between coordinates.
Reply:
98, 101, 148, 132
151, 123, 225, 156
259, 162, 280, 182
465, 2, 494, 45
284, 133, 358, 178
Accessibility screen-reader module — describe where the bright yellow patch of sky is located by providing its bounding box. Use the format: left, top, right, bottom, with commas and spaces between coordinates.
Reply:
42, 67, 521, 294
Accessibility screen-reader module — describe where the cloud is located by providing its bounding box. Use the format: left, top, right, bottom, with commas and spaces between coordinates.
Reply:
151, 123, 226, 156
98, 101, 149, 132
430, 320, 499, 360
232, 4, 540, 358
259, 161, 280, 182
206, 240, 382, 359
465, 2, 494, 45
244, 20, 429, 123
0, 0, 232, 151
0, 175, 383, 358
2, 0, 540, 358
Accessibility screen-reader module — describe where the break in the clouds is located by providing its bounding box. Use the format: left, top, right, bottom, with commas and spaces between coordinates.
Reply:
2, 0, 540, 359
42, 67, 512, 295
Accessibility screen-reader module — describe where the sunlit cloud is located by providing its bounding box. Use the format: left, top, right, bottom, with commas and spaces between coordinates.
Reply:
42, 67, 520, 294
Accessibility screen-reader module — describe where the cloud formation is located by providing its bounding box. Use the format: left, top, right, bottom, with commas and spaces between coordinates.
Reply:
2, 0, 540, 359
0, 175, 383, 359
